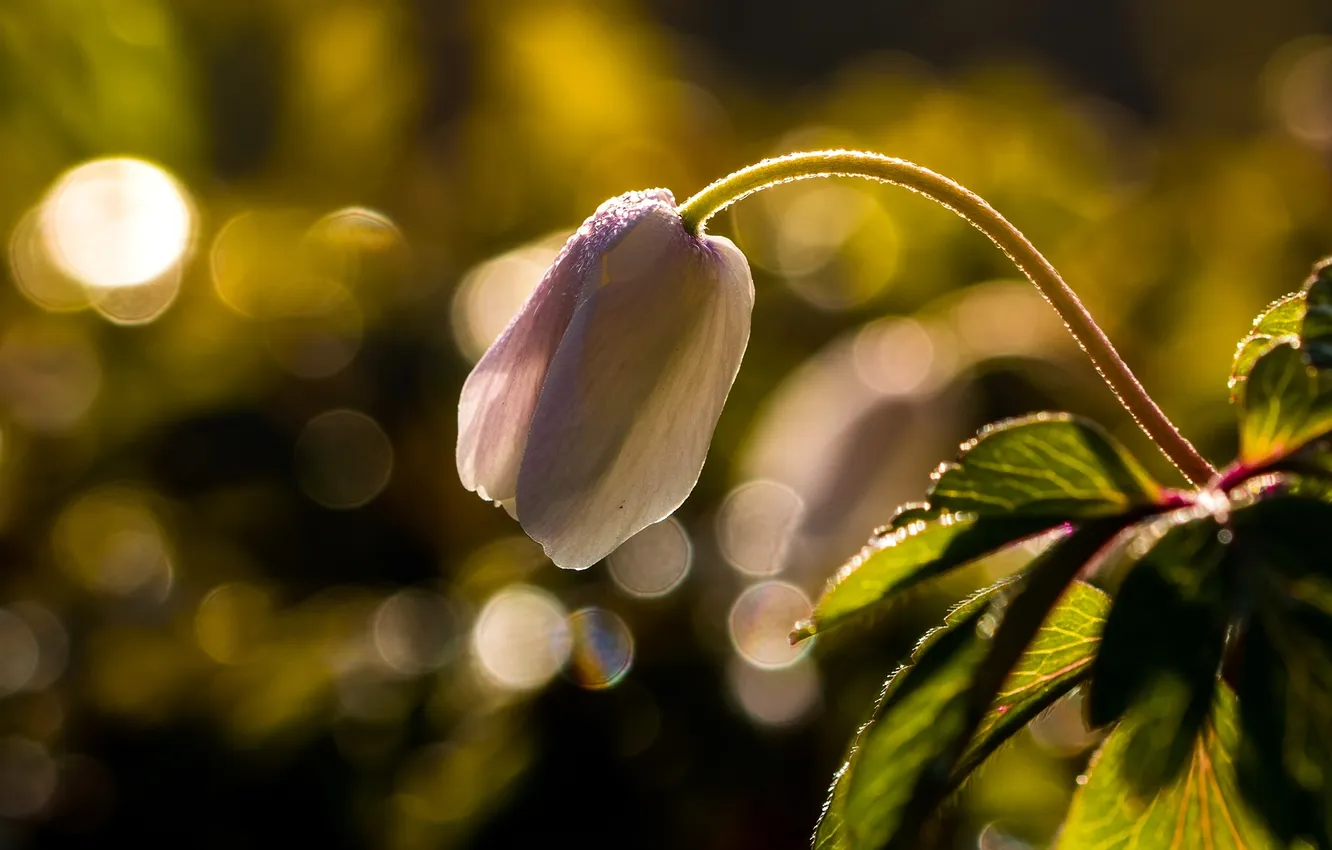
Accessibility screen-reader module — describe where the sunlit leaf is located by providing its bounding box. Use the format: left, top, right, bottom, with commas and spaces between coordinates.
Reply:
929, 413, 1161, 517
1299, 260, 1332, 369
1056, 686, 1277, 850
815, 519, 1131, 850
953, 580, 1111, 779
795, 514, 1059, 641
1231, 260, 1332, 401
812, 587, 1003, 850
885, 502, 938, 529
813, 578, 1019, 850
1087, 511, 1232, 798
1239, 340, 1332, 464
1231, 292, 1304, 401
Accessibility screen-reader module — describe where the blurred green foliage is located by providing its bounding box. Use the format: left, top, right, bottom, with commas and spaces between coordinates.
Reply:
0, 0, 1329, 848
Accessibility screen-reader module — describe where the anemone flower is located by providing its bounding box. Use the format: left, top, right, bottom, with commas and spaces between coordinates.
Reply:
457, 189, 754, 569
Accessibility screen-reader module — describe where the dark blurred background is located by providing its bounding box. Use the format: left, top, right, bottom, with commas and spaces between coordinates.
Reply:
0, 0, 1330, 848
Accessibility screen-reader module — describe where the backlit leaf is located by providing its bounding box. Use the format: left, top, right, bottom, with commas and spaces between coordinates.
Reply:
1231, 292, 1304, 401
813, 578, 1020, 850
814, 519, 1132, 850
1055, 686, 1277, 850
1239, 340, 1332, 464
794, 514, 1058, 640
954, 580, 1111, 779
1299, 259, 1332, 369
1088, 509, 1234, 795
1231, 496, 1332, 845
929, 413, 1160, 517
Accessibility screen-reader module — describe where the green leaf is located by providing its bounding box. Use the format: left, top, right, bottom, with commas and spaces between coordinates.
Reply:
1299, 259, 1332, 369
929, 413, 1161, 517
815, 518, 1133, 850
1231, 292, 1305, 401
954, 580, 1111, 779
812, 592, 1000, 850
794, 514, 1058, 641
1087, 511, 1232, 793
885, 502, 938, 529
1230, 495, 1332, 845
891, 517, 1136, 846
1234, 616, 1332, 847
1056, 686, 1277, 850
1239, 340, 1332, 464
813, 578, 1015, 850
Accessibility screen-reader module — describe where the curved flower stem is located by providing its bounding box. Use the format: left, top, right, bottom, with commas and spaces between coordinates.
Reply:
678, 150, 1216, 488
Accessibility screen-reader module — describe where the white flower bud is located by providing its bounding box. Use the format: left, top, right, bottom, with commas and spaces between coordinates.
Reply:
457, 189, 754, 569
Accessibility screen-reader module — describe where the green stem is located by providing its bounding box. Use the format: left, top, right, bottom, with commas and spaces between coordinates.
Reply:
678, 150, 1216, 488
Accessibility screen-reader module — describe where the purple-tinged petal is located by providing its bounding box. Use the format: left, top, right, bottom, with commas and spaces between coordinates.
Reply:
456, 189, 675, 503
516, 209, 754, 569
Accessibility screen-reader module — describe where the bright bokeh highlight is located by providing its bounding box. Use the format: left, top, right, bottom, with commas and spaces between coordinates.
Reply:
41, 158, 194, 289
471, 584, 571, 692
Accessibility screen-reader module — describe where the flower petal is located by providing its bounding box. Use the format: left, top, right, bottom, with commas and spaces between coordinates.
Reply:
516, 215, 754, 569
456, 190, 675, 503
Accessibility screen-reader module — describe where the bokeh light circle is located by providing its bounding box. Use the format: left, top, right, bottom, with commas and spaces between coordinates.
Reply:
373, 589, 457, 676
567, 607, 634, 690
0, 322, 102, 434
295, 409, 394, 509
471, 584, 571, 692
726, 656, 822, 727
194, 583, 272, 665
450, 237, 564, 362
8, 208, 89, 313
0, 737, 57, 819
8, 602, 68, 691
42, 157, 194, 289
716, 481, 803, 577
264, 302, 364, 379
728, 580, 813, 669
210, 210, 352, 319
52, 486, 174, 601
606, 517, 692, 598
0, 609, 39, 697
312, 206, 404, 253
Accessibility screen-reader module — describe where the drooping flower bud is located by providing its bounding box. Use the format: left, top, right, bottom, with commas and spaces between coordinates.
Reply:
457, 189, 754, 569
